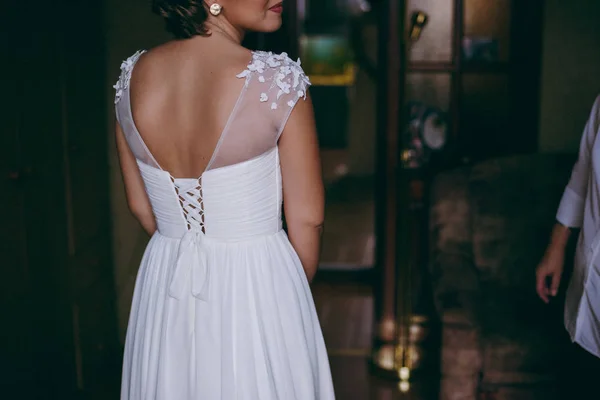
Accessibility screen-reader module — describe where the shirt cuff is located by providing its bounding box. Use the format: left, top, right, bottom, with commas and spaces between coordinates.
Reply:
556, 186, 584, 228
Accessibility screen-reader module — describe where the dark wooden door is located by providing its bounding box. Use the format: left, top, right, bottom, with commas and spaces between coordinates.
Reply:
61, 1, 123, 397
2, 1, 120, 398
2, 2, 74, 397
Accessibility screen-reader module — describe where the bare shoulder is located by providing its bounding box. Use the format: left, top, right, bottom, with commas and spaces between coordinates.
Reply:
138, 39, 253, 77
127, 41, 181, 78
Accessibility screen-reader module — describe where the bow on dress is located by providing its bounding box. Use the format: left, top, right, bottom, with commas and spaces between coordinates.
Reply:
168, 228, 211, 302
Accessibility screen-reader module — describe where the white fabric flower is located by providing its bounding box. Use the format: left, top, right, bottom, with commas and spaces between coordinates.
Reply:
114, 50, 146, 104
234, 50, 311, 111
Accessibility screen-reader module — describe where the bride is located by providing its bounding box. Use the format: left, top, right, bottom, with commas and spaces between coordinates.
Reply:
113, 0, 336, 398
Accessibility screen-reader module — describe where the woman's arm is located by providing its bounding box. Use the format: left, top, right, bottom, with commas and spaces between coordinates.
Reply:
536, 223, 570, 303
278, 94, 324, 282
536, 95, 600, 302
556, 95, 600, 228
115, 121, 157, 236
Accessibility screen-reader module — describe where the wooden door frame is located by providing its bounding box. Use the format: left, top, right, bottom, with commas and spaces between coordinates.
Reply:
371, 0, 406, 369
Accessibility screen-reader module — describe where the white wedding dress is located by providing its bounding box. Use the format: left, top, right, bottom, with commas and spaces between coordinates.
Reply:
114, 50, 335, 400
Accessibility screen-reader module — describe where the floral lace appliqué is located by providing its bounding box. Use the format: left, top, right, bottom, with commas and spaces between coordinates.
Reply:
236, 51, 311, 109
114, 50, 147, 105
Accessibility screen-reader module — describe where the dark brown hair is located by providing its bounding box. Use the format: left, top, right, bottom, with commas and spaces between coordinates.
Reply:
152, 0, 210, 39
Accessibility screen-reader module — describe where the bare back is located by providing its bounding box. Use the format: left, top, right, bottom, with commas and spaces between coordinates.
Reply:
115, 38, 310, 179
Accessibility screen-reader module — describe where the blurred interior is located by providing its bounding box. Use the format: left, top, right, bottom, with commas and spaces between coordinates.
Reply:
4, 0, 600, 398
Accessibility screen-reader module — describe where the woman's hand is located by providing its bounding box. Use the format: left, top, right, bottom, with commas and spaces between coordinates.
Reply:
536, 223, 570, 303
536, 247, 565, 303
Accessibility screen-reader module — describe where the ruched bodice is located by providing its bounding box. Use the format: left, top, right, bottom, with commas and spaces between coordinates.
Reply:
137, 147, 282, 240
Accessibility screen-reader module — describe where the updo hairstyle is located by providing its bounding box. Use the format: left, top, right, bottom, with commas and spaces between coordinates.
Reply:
152, 0, 211, 39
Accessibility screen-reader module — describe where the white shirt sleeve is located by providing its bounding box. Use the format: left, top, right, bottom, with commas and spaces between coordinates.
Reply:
556, 95, 600, 228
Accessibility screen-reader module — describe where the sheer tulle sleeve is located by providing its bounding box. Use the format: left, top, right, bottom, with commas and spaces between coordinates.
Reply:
206, 51, 311, 170
237, 51, 311, 140
114, 50, 162, 170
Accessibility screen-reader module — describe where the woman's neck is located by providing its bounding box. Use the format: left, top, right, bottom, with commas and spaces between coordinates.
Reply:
205, 20, 245, 45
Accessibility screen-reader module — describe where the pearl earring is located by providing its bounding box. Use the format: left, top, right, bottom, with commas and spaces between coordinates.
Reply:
209, 3, 222, 16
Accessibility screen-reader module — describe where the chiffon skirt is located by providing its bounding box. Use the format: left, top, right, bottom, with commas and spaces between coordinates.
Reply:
120, 230, 335, 400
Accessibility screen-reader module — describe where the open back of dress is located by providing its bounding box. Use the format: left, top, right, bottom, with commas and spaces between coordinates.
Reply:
115, 50, 309, 175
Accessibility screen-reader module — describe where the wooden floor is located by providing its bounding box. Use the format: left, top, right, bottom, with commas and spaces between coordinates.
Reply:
312, 277, 440, 400
329, 355, 439, 400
